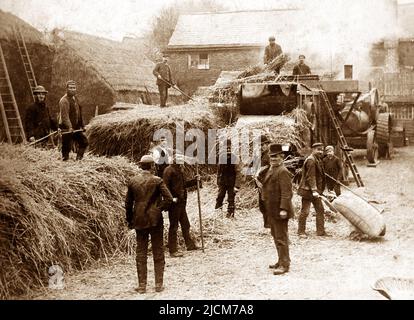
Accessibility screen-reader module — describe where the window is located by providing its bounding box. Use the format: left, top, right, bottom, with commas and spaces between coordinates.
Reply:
188, 53, 210, 70
389, 104, 414, 120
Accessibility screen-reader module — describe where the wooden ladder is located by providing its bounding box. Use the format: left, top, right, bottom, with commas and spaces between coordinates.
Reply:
14, 26, 37, 101
0, 44, 26, 143
319, 89, 364, 187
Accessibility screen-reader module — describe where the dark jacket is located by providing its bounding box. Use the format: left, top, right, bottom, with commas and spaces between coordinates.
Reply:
25, 101, 56, 140
264, 44, 282, 64
58, 94, 84, 131
125, 170, 173, 230
261, 164, 294, 220
153, 62, 172, 87
217, 153, 242, 188
163, 164, 197, 203
298, 154, 326, 197
323, 155, 342, 180
292, 63, 311, 76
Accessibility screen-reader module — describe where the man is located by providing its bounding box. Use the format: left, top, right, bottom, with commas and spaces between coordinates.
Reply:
261, 144, 294, 275
125, 155, 173, 294
292, 55, 312, 76
153, 54, 173, 108
25, 85, 56, 145
152, 136, 172, 178
254, 135, 271, 227
264, 36, 283, 66
297, 142, 328, 237
163, 153, 199, 257
58, 80, 88, 161
215, 141, 242, 218
323, 145, 342, 196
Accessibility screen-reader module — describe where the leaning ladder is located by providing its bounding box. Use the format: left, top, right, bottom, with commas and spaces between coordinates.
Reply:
14, 26, 37, 101
319, 89, 364, 187
0, 44, 26, 143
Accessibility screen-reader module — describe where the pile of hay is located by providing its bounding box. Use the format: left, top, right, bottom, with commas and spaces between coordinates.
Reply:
87, 98, 218, 162
0, 144, 138, 298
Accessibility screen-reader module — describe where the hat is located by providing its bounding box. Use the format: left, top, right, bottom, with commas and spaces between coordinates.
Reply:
33, 85, 48, 94
269, 36, 275, 41
325, 145, 334, 152
268, 143, 284, 156
299, 54, 306, 59
162, 53, 169, 58
312, 142, 324, 149
66, 80, 76, 87
139, 155, 154, 164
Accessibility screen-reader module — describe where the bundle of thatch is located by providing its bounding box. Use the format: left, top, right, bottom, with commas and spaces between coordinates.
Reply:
0, 144, 138, 298
87, 99, 218, 162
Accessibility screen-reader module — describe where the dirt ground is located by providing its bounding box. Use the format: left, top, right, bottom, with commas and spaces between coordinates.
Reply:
25, 146, 414, 300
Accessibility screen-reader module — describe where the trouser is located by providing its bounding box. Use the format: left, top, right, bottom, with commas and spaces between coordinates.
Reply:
215, 184, 235, 214
61, 131, 89, 160
135, 225, 165, 289
269, 218, 290, 268
326, 179, 341, 197
298, 196, 325, 234
158, 84, 169, 107
168, 202, 195, 253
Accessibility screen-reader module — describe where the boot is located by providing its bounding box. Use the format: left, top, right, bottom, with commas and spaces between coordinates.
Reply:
170, 251, 184, 258
136, 264, 147, 294
269, 262, 279, 269
76, 148, 86, 161
297, 215, 307, 235
273, 265, 289, 275
155, 268, 164, 293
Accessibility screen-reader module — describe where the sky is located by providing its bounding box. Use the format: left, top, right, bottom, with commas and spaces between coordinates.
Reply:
0, 0, 413, 41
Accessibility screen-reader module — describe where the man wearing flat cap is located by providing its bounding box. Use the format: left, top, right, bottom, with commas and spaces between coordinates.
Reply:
58, 80, 88, 161
153, 54, 173, 108
323, 145, 342, 196
261, 143, 294, 275
25, 85, 57, 145
297, 142, 328, 237
292, 55, 312, 76
264, 36, 283, 67
125, 154, 173, 294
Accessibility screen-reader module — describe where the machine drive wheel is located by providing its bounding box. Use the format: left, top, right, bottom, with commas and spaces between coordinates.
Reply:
366, 129, 378, 164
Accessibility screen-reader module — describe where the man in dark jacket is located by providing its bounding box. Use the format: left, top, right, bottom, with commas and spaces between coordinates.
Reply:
261, 144, 294, 275
152, 136, 172, 178
25, 85, 56, 145
297, 142, 328, 237
323, 145, 342, 196
292, 55, 312, 76
153, 55, 173, 108
163, 153, 199, 257
58, 80, 88, 161
215, 142, 242, 218
264, 36, 283, 71
125, 155, 173, 294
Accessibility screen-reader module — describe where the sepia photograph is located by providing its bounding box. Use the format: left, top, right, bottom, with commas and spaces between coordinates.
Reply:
0, 0, 413, 305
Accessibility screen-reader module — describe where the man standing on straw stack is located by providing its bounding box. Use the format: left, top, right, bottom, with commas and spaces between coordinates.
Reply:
153, 54, 173, 108
58, 80, 88, 161
261, 143, 293, 276
25, 85, 56, 146
125, 155, 173, 294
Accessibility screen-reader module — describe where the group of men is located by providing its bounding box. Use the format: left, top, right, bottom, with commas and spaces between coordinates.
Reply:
24, 80, 88, 161
256, 141, 343, 276
264, 35, 312, 76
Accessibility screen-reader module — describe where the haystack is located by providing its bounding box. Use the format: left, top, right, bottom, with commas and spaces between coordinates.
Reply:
0, 144, 139, 298
87, 98, 218, 163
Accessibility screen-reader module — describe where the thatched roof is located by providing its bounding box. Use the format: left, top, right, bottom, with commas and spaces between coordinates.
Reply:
0, 10, 44, 44
167, 9, 303, 50
54, 30, 160, 93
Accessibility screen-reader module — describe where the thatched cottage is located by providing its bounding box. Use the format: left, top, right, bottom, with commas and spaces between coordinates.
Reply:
48, 30, 180, 124
0, 10, 54, 142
